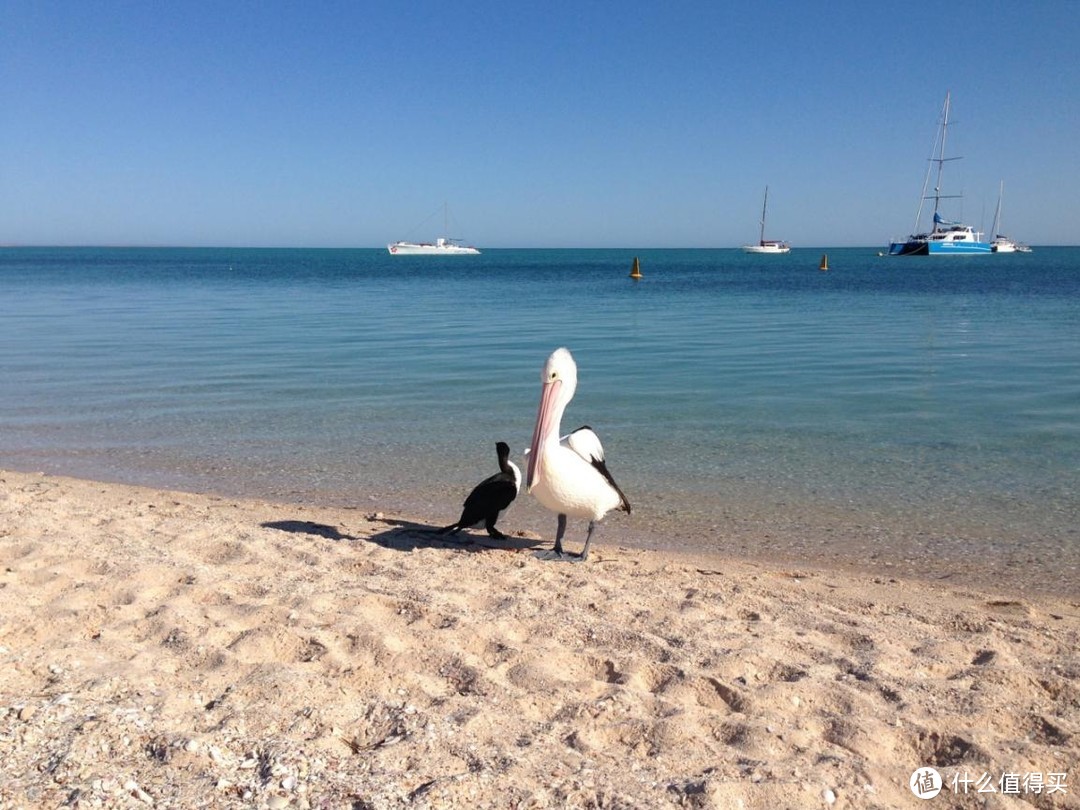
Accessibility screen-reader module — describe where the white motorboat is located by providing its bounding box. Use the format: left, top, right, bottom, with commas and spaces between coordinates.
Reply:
387, 237, 480, 255
388, 204, 480, 255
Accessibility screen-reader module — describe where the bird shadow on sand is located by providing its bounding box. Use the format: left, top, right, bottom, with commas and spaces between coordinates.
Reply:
263, 517, 542, 555
262, 520, 358, 542
365, 518, 542, 555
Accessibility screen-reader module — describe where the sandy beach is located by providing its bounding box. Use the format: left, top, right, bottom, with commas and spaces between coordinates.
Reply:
1, 468, 1077, 808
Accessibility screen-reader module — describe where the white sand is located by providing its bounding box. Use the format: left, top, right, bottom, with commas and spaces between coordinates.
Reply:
1, 469, 1077, 808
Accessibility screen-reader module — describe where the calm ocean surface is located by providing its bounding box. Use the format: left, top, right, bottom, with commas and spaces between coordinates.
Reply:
2, 247, 1077, 595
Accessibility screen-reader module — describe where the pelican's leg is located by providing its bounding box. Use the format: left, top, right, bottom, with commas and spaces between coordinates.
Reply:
553, 514, 567, 554
578, 520, 597, 561
534, 514, 578, 562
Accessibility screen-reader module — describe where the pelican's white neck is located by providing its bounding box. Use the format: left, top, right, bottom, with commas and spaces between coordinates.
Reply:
527, 347, 579, 490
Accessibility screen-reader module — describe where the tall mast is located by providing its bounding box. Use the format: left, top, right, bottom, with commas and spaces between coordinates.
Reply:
926, 91, 963, 229
759, 186, 768, 245
991, 180, 1004, 236
931, 92, 950, 224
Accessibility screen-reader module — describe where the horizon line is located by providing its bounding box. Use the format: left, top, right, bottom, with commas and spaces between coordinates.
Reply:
3, 243, 1075, 251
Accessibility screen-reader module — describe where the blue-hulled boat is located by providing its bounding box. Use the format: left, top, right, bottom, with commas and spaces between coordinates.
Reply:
888, 92, 991, 256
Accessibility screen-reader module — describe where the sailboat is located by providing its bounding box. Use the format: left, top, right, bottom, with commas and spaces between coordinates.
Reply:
387, 203, 480, 255
989, 181, 1032, 253
742, 186, 790, 253
888, 92, 991, 255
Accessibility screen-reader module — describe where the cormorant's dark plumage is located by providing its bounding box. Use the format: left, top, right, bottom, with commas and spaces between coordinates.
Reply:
439, 441, 521, 540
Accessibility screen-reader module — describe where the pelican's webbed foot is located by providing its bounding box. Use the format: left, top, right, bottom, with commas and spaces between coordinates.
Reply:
533, 549, 587, 563
533, 514, 587, 562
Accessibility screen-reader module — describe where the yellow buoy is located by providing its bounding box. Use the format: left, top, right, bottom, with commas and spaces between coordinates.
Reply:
629, 256, 643, 280
819, 253, 829, 272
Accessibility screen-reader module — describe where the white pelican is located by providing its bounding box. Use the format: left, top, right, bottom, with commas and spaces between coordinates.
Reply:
527, 348, 630, 561
439, 441, 521, 540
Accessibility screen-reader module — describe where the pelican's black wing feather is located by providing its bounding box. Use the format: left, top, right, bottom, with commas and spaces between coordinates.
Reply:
566, 426, 631, 514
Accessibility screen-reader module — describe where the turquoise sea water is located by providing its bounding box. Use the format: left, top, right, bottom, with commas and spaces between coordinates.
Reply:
2, 247, 1077, 594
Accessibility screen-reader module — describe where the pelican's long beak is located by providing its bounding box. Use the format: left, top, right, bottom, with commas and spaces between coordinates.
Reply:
527, 379, 560, 491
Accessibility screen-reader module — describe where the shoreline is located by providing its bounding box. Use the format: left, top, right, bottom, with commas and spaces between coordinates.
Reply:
2, 468, 1078, 808
3, 456, 1076, 600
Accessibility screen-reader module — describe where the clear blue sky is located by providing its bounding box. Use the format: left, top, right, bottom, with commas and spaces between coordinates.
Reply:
3, 0, 1078, 247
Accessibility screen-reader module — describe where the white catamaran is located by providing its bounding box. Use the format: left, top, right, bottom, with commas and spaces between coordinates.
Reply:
387, 204, 480, 255
888, 92, 991, 256
742, 186, 790, 253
